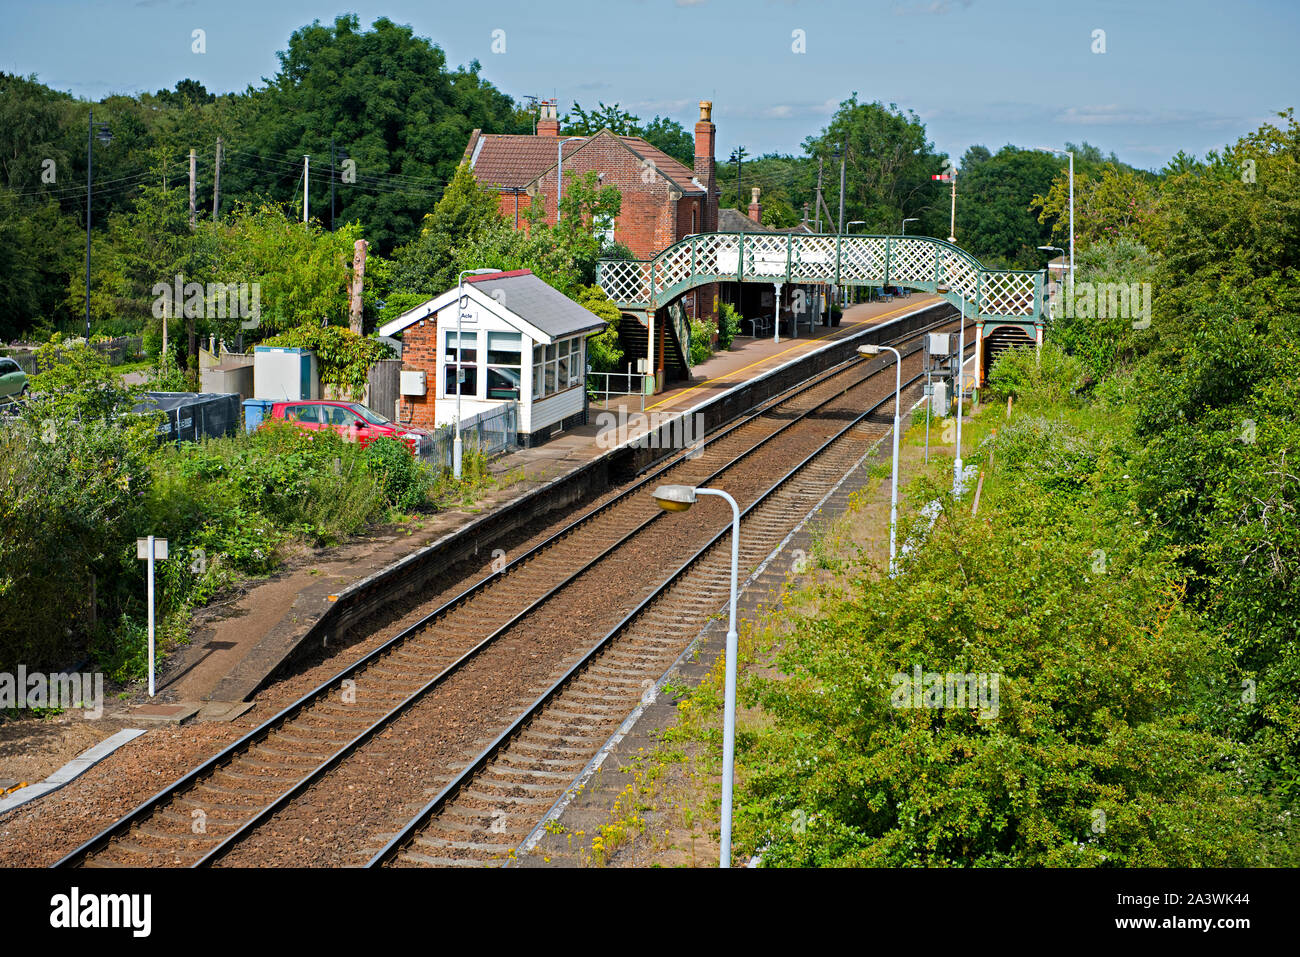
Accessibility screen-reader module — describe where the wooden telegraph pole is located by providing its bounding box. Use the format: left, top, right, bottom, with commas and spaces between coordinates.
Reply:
212, 137, 222, 221
188, 148, 196, 227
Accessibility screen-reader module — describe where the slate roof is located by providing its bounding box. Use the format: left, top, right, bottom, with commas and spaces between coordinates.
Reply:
465, 270, 607, 339
463, 129, 702, 193
717, 207, 814, 235
377, 270, 606, 342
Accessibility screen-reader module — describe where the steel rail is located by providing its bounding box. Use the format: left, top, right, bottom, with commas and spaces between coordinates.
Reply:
53, 306, 958, 868
368, 340, 953, 867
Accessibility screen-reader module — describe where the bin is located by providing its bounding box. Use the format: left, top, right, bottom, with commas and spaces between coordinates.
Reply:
242, 398, 274, 433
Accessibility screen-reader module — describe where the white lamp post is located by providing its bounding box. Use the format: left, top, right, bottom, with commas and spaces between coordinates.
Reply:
653, 483, 741, 868
901, 217, 918, 235
453, 268, 498, 479
857, 345, 902, 576
556, 136, 584, 221
1035, 148, 1074, 276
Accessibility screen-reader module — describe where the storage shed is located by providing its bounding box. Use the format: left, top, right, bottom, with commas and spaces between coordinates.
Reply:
377, 269, 607, 447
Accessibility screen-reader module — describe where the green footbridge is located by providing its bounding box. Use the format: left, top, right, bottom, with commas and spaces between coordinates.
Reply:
597, 232, 1048, 388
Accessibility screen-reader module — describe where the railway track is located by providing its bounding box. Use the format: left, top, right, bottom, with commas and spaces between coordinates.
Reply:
54, 309, 966, 868
368, 359, 946, 867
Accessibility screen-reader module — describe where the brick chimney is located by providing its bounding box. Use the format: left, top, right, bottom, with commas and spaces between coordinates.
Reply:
537, 99, 559, 137
748, 187, 762, 225
694, 100, 716, 232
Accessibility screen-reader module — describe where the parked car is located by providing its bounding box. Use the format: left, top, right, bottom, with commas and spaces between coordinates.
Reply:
268, 399, 434, 456
0, 357, 29, 403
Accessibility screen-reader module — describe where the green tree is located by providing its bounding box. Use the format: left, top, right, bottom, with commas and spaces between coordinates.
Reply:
388, 161, 504, 297
238, 14, 523, 254
958, 146, 1059, 267
802, 94, 947, 236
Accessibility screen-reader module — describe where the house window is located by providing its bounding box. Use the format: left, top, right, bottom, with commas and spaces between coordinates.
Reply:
594, 214, 615, 246
444, 330, 478, 396
486, 331, 522, 400
531, 338, 585, 399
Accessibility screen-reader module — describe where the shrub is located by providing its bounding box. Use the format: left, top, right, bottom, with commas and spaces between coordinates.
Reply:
363, 436, 432, 510
986, 340, 1083, 407
689, 317, 714, 366
736, 408, 1291, 866
717, 303, 742, 351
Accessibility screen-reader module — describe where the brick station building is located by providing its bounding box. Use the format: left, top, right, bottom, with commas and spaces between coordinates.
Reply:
462, 99, 721, 325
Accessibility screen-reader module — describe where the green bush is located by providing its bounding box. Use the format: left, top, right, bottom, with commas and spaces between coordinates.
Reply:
986, 340, 1083, 407
364, 436, 432, 511
689, 317, 714, 366
736, 406, 1293, 866
717, 303, 742, 351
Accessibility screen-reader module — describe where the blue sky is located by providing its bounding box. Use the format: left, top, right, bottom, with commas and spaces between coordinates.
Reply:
2, 0, 1295, 171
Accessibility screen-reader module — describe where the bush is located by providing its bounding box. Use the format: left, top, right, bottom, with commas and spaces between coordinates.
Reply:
736, 406, 1292, 866
986, 340, 1083, 407
717, 303, 742, 351
364, 436, 432, 511
689, 317, 714, 366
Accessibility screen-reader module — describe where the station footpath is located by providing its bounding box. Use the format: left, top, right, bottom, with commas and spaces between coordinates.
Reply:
133, 294, 941, 723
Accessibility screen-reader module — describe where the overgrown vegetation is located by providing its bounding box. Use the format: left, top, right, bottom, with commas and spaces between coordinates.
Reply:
0, 343, 493, 680
647, 112, 1300, 868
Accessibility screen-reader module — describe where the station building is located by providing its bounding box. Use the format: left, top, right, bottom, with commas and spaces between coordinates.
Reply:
377, 269, 606, 447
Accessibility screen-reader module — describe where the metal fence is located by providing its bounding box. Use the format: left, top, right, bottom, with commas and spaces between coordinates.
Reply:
586, 370, 653, 409
9, 335, 145, 374
423, 402, 518, 469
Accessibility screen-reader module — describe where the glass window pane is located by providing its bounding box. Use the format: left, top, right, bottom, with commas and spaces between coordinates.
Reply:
544, 361, 556, 394
545, 343, 557, 361
557, 355, 569, 386
295, 404, 320, 424
445, 330, 477, 362
487, 331, 522, 365
445, 365, 477, 395
488, 367, 521, 400
532, 363, 543, 399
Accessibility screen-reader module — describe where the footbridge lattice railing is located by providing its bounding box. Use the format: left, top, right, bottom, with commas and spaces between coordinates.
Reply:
597, 232, 1044, 321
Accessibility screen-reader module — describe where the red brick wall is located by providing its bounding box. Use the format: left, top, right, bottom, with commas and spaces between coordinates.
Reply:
528, 134, 702, 261
396, 317, 438, 429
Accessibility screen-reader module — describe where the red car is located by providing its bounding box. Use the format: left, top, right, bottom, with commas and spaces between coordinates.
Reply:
268, 400, 435, 457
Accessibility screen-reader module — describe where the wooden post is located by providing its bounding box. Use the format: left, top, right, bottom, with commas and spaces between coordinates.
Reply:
349, 239, 368, 333
189, 149, 196, 227
212, 137, 222, 221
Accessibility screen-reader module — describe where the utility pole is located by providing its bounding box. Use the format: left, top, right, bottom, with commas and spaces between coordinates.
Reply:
349, 239, 367, 334
814, 156, 824, 232
188, 148, 196, 228
729, 146, 748, 211
212, 136, 222, 221
303, 155, 310, 224
330, 139, 336, 230
837, 135, 847, 236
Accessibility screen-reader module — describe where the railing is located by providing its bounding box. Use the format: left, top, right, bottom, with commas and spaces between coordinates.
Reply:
586, 370, 653, 409
424, 402, 518, 469
597, 232, 1044, 320
8, 334, 145, 374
